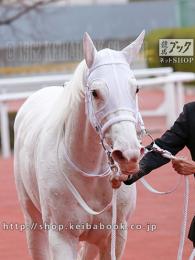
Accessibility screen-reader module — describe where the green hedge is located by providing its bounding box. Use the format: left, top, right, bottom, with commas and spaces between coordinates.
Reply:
145, 27, 195, 72
0, 112, 16, 151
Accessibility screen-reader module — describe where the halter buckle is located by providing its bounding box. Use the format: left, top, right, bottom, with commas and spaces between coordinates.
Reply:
110, 165, 119, 174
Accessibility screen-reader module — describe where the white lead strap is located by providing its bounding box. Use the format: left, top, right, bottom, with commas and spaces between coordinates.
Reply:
141, 141, 190, 260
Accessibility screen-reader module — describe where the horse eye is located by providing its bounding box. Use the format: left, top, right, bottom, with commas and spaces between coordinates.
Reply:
136, 87, 139, 94
92, 90, 98, 98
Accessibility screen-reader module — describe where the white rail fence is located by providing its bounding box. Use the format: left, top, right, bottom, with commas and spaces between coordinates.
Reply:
1, 67, 195, 158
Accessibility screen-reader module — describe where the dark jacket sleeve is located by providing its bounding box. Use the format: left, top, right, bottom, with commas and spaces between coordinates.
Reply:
124, 104, 189, 185
188, 216, 195, 245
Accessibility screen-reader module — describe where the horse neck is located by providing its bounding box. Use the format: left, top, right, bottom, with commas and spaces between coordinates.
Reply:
64, 94, 108, 176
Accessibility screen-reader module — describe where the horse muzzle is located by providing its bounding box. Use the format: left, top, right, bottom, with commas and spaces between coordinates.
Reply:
111, 146, 144, 174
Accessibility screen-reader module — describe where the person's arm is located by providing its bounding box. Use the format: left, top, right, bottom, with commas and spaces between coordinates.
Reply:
124, 104, 189, 185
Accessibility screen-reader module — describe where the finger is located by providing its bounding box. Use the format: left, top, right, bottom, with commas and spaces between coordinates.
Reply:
173, 165, 181, 172
110, 179, 119, 185
172, 159, 183, 168
109, 175, 119, 182
112, 181, 121, 189
172, 161, 178, 168
118, 174, 129, 182
172, 156, 187, 163
175, 169, 187, 175
172, 161, 176, 168
110, 174, 129, 183
172, 158, 181, 165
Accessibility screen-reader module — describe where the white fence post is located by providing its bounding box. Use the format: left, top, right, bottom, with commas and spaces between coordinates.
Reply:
164, 82, 177, 128
0, 102, 11, 158
176, 82, 185, 114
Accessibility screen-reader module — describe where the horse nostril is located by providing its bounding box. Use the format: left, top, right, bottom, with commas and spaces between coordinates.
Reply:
112, 150, 126, 161
112, 149, 141, 162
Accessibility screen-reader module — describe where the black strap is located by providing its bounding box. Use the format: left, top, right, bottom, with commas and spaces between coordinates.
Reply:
188, 216, 195, 244
123, 169, 148, 185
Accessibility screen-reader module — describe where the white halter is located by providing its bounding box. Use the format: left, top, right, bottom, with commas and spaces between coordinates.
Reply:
84, 49, 145, 148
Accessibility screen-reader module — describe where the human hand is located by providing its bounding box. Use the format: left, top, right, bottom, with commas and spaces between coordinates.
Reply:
172, 157, 195, 175
109, 173, 129, 189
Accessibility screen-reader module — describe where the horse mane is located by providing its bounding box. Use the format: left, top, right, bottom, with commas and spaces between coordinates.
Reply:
44, 60, 87, 142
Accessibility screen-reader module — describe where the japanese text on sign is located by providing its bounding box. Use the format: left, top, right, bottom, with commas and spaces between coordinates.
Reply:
159, 39, 194, 57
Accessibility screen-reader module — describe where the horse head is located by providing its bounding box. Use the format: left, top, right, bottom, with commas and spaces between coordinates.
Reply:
83, 32, 145, 175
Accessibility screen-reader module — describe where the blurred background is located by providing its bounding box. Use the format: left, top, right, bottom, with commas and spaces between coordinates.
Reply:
0, 0, 194, 76
1, 0, 195, 153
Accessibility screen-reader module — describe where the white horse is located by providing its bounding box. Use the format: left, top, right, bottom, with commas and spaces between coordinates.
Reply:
14, 31, 145, 260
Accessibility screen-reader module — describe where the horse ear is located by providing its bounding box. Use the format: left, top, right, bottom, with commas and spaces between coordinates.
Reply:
122, 30, 145, 64
83, 32, 97, 68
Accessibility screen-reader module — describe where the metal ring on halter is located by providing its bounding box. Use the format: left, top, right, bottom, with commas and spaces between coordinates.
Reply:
110, 165, 119, 174
142, 130, 155, 152
145, 130, 154, 143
